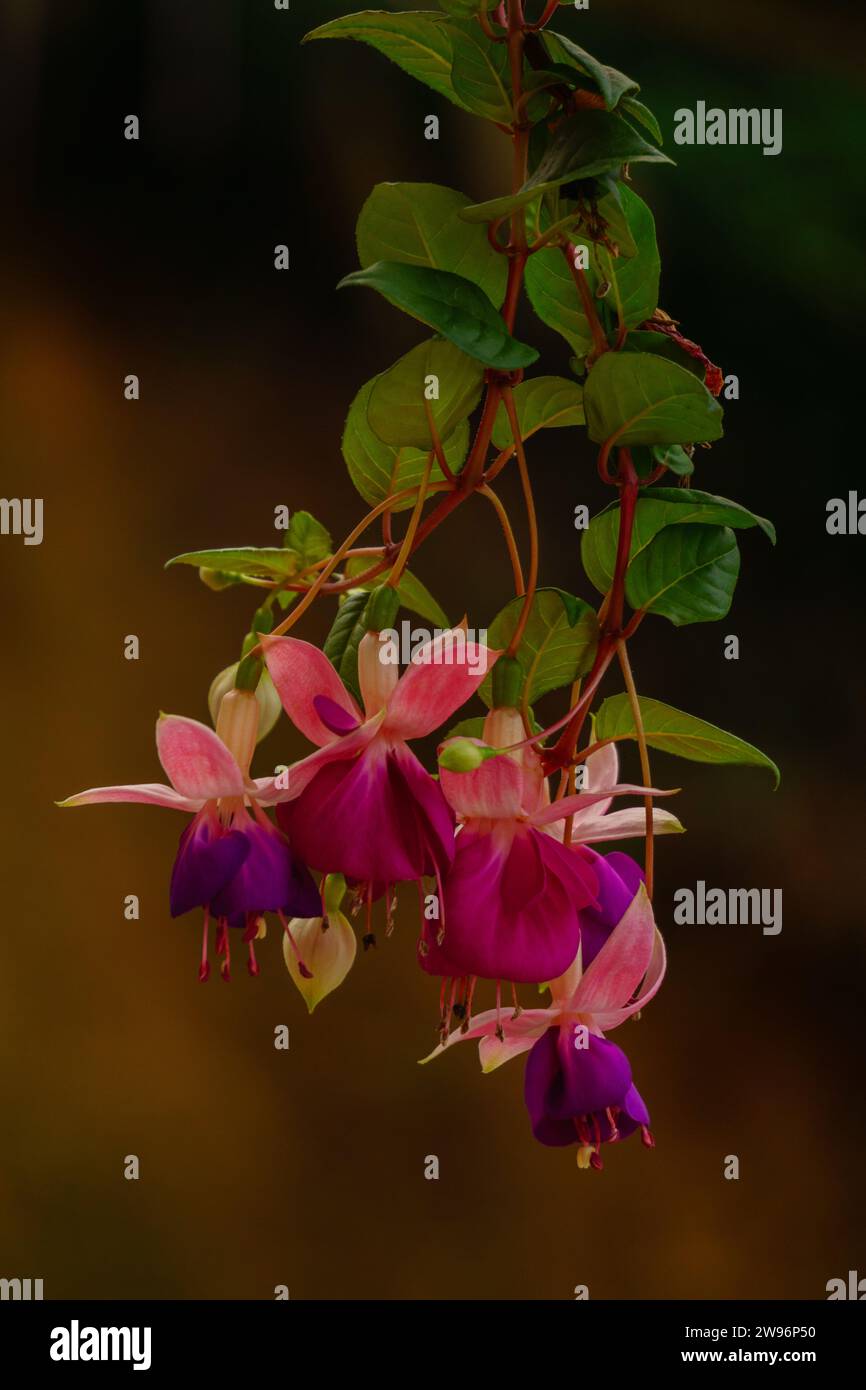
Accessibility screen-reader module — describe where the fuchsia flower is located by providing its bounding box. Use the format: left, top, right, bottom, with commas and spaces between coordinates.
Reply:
428, 879, 666, 1168
59, 691, 320, 980
420, 709, 675, 985
264, 628, 496, 897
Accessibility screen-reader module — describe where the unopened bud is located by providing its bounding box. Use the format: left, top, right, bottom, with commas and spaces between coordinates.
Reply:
438, 738, 489, 773
209, 664, 281, 743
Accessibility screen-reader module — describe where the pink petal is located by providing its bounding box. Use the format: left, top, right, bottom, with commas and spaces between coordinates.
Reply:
572, 741, 619, 821
592, 926, 666, 1031
384, 630, 499, 740
264, 712, 385, 800
438, 745, 524, 820
530, 783, 675, 828
565, 806, 684, 844
572, 883, 658, 1017
58, 782, 202, 812
261, 635, 362, 747
478, 1009, 554, 1072
419, 1005, 554, 1066
156, 715, 245, 800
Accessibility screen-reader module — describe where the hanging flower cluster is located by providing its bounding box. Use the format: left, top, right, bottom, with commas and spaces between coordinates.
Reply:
60, 1, 777, 1169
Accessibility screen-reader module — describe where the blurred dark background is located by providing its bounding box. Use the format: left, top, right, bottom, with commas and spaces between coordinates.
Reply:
1, 0, 864, 1299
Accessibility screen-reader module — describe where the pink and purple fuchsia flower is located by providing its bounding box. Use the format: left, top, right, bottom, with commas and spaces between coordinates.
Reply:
60, 691, 320, 980
420, 708, 676, 997
264, 627, 496, 934
426, 875, 665, 1169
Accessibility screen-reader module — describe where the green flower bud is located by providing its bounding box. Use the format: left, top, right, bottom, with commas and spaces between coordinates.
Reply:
363, 583, 400, 634
208, 664, 282, 742
439, 738, 489, 773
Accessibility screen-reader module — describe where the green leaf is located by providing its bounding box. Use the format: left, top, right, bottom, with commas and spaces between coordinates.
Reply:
584, 352, 724, 446
356, 182, 507, 306
437, 0, 496, 14
285, 511, 332, 568
345, 557, 450, 628
524, 186, 659, 359
626, 524, 741, 625
582, 487, 775, 593
490, 375, 584, 450
323, 589, 370, 702
338, 261, 538, 370
541, 32, 639, 111
595, 188, 659, 322
342, 375, 468, 513
460, 109, 672, 224
621, 329, 704, 378
595, 695, 779, 787
166, 547, 301, 581
367, 337, 484, 448
444, 715, 487, 740
631, 443, 695, 479
304, 11, 467, 111
524, 247, 595, 358
620, 96, 663, 146
479, 588, 599, 707
450, 18, 514, 123
590, 184, 639, 257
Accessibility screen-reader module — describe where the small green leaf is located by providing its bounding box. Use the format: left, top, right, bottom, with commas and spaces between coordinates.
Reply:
444, 715, 487, 741
356, 181, 507, 306
304, 11, 466, 111
166, 547, 301, 581
345, 557, 450, 629
285, 511, 332, 568
630, 443, 695, 479
367, 337, 484, 449
595, 695, 779, 787
491, 375, 584, 450
582, 487, 774, 594
450, 18, 514, 123
620, 95, 663, 146
323, 589, 369, 702
584, 352, 724, 447
461, 109, 671, 224
437, 0, 496, 14
343, 375, 469, 513
338, 261, 538, 370
626, 523, 741, 625
621, 330, 705, 378
524, 186, 659, 359
524, 247, 595, 359
479, 588, 599, 707
541, 32, 639, 111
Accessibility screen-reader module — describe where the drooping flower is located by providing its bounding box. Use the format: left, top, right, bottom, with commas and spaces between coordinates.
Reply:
420, 707, 673, 985
427, 881, 665, 1167
59, 690, 321, 980
263, 628, 497, 908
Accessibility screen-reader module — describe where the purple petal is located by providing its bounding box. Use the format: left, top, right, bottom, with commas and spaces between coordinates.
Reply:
524, 1028, 636, 1147
210, 818, 317, 920
578, 849, 645, 966
169, 813, 250, 918
313, 693, 361, 737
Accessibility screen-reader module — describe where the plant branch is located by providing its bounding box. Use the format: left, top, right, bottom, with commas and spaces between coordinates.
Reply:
479, 484, 525, 594
617, 638, 654, 899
